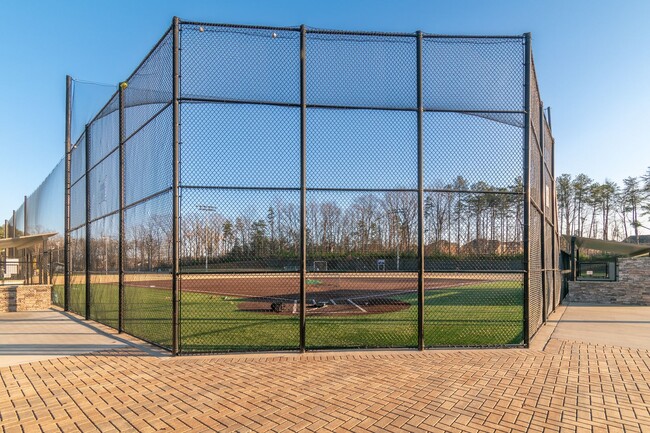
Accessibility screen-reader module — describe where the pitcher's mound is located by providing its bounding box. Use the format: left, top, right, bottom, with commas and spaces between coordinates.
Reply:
238, 298, 410, 316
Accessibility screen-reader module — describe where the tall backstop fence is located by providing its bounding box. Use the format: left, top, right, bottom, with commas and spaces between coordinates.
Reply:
7, 18, 561, 354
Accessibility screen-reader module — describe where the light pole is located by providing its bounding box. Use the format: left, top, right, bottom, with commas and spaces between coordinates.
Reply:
388, 208, 407, 271
197, 205, 217, 271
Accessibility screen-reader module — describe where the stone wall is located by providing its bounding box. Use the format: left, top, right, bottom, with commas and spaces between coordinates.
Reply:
0, 285, 51, 312
568, 257, 650, 305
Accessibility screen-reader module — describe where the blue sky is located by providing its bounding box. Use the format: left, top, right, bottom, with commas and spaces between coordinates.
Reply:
1, 0, 649, 220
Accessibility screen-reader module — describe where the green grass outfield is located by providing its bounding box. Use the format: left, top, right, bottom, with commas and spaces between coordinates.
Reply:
53, 280, 524, 352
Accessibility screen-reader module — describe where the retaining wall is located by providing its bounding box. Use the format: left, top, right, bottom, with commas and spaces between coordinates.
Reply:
568, 257, 650, 305
0, 285, 51, 312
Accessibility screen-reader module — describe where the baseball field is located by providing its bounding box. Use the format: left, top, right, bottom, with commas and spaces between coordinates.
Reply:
53, 272, 524, 352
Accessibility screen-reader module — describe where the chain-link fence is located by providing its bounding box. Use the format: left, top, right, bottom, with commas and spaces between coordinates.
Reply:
5, 18, 560, 354
2, 159, 64, 292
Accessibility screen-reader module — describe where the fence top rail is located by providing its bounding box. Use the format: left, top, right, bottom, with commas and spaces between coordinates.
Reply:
179, 19, 525, 39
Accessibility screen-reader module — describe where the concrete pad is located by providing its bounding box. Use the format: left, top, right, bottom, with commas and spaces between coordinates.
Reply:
0, 310, 127, 367
550, 303, 650, 350
528, 305, 567, 351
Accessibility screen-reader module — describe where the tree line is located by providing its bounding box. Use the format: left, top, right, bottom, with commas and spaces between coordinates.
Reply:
556, 167, 650, 243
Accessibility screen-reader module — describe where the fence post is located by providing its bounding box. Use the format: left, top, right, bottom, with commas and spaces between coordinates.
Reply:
299, 24, 307, 353
85, 124, 91, 320
522, 33, 532, 347
171, 16, 181, 355
24, 196, 28, 236
24, 195, 28, 283
538, 102, 546, 324
118, 81, 126, 333
64, 75, 72, 311
416, 30, 425, 351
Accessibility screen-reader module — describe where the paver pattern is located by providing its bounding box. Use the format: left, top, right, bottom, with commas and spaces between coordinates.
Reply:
1, 338, 649, 432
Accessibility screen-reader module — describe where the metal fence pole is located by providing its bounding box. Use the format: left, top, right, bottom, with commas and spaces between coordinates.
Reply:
171, 16, 181, 355
11, 210, 16, 258
85, 124, 91, 320
118, 82, 126, 333
522, 33, 532, 347
23, 195, 27, 236
539, 100, 547, 322
299, 24, 307, 353
24, 195, 28, 283
416, 30, 425, 351
64, 75, 72, 311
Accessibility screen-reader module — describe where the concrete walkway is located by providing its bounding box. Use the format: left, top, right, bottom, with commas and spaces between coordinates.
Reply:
0, 310, 128, 368
550, 303, 650, 350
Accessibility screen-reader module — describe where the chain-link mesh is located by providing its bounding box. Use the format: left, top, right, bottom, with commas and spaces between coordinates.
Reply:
15, 203, 24, 236
180, 103, 300, 189
529, 208, 543, 337
70, 133, 86, 185
123, 191, 173, 349
124, 107, 173, 205
181, 25, 299, 104
178, 188, 300, 352
307, 33, 415, 109
305, 191, 419, 348
124, 30, 173, 139
422, 36, 525, 112
423, 112, 524, 189
88, 214, 119, 328
68, 227, 86, 316
5, 21, 559, 354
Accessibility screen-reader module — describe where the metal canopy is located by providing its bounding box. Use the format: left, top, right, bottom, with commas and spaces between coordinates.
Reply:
561, 235, 650, 257
0, 232, 58, 250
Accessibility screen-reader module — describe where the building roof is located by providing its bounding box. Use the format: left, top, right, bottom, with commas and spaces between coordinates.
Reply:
0, 233, 58, 251
561, 235, 650, 258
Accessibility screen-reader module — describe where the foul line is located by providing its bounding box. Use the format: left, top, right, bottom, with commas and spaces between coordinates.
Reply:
347, 299, 367, 313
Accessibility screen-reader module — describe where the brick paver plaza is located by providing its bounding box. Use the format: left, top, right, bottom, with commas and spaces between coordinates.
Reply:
1, 314, 649, 432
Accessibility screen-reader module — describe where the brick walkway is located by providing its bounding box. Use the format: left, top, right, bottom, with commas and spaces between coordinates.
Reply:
1, 336, 649, 432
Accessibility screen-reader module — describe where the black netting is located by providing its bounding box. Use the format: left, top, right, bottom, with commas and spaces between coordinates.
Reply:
423, 37, 525, 113
180, 103, 299, 188
124, 106, 172, 206
26, 159, 64, 235
530, 60, 541, 143
181, 25, 299, 104
88, 214, 119, 328
307, 109, 416, 189
88, 94, 119, 167
69, 176, 86, 230
543, 116, 554, 175
88, 151, 119, 220
123, 191, 173, 349
124, 30, 173, 138
15, 203, 24, 235
529, 209, 543, 337
530, 132, 542, 208
306, 32, 415, 109
70, 133, 86, 185
545, 221, 554, 314
424, 112, 524, 189
544, 166, 554, 218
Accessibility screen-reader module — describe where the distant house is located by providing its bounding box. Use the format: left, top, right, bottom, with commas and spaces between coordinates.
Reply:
623, 235, 650, 244
459, 239, 524, 255
424, 240, 459, 256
